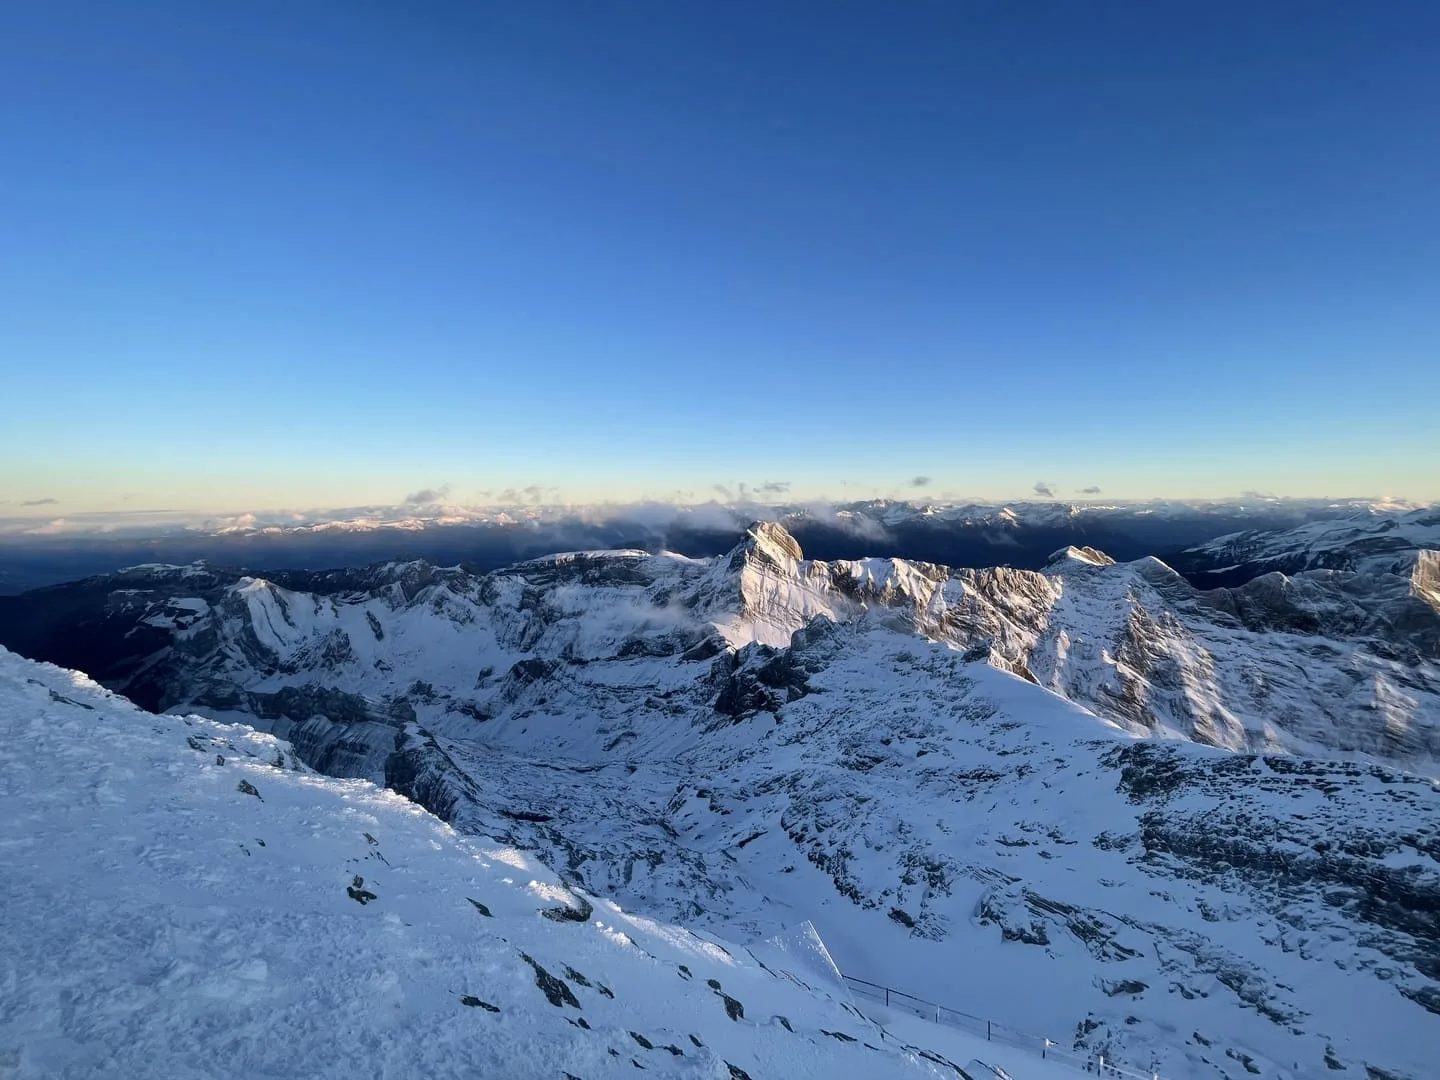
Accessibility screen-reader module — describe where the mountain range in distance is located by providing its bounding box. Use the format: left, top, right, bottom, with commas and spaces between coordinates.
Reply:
1, 503, 1436, 1078
0, 495, 1427, 595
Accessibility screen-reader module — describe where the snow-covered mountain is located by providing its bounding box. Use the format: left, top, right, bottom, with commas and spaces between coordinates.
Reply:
31, 518, 1434, 771
2, 646, 1013, 1080
5, 495, 1409, 596
807, 497, 1401, 535
1181, 506, 1440, 585
2, 523, 1436, 1078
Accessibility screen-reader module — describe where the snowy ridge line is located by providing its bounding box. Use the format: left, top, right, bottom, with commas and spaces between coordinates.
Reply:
843, 975, 1165, 1080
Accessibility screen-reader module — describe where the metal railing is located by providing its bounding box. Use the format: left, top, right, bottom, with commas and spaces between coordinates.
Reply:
842, 974, 1163, 1080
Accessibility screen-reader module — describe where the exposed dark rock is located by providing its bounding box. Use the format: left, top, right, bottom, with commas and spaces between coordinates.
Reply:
499, 807, 554, 823
1226, 1048, 1261, 1074
563, 965, 591, 987
1098, 979, 1148, 997
346, 875, 377, 904
539, 889, 594, 924
518, 952, 580, 1009
1400, 984, 1440, 1016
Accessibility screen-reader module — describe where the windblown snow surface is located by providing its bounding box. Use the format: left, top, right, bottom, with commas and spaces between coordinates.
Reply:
0, 647, 1056, 1080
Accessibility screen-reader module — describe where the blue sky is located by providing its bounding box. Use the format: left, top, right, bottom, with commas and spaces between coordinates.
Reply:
2, 2, 1437, 515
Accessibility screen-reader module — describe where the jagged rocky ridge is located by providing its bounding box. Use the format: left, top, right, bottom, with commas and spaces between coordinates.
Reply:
2, 522, 1438, 1079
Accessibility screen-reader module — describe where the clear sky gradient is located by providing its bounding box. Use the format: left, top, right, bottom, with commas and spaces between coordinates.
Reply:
2, 1, 1437, 515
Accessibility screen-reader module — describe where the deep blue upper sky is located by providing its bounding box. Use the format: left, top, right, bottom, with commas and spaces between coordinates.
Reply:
2, 1, 1437, 515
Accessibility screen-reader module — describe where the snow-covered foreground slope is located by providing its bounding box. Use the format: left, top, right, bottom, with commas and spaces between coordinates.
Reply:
0, 646, 1009, 1080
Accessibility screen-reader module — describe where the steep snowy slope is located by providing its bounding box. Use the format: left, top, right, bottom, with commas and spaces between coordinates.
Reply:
3, 526, 1439, 1078
951, 549, 1440, 767
0, 646, 992, 1080
419, 624, 1439, 1080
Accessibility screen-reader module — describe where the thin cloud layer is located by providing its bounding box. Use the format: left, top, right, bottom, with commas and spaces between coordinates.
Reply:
2, 494, 1417, 541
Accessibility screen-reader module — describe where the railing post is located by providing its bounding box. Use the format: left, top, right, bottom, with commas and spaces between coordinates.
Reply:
987, 1020, 991, 1041
935, 1004, 940, 1023
1043, 1038, 1049, 1059
885, 987, 889, 1007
